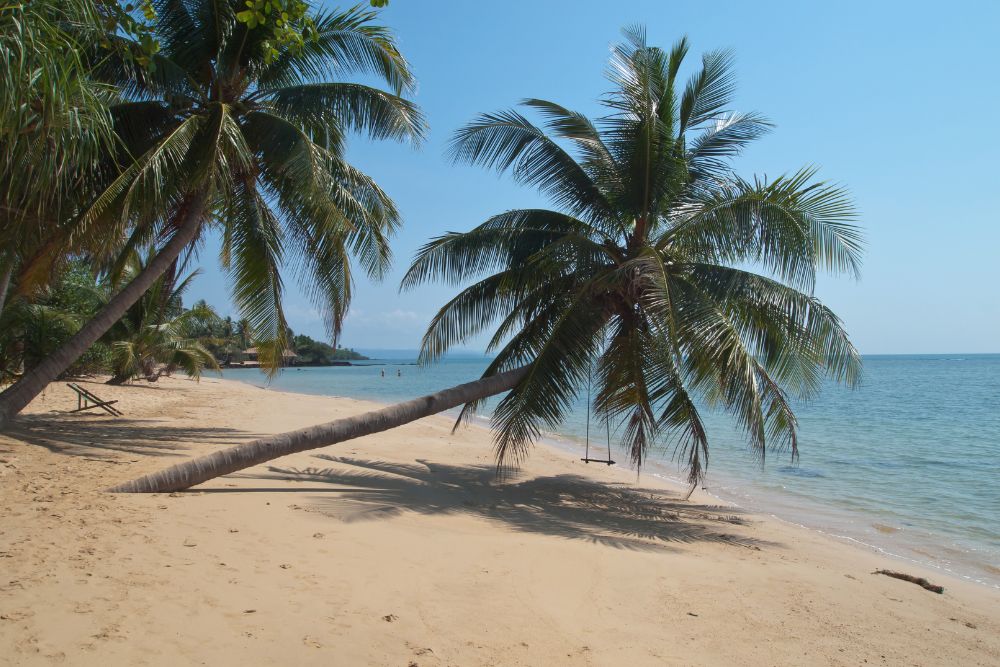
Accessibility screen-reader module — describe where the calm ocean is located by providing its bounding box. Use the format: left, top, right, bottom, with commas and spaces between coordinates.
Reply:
223, 352, 1000, 588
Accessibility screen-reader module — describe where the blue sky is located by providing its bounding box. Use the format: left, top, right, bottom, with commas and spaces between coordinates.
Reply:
188, 0, 1000, 354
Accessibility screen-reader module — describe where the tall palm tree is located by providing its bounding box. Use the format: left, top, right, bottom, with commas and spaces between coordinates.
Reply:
112, 27, 863, 494
0, 0, 425, 425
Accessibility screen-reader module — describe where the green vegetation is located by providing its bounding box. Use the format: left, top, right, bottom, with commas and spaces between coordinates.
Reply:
0, 261, 110, 383
292, 334, 369, 364
0, 0, 423, 422
114, 27, 864, 494
102, 253, 220, 384
406, 28, 862, 477
1, 0, 117, 311
0, 246, 368, 383
0, 0, 865, 491
0, 256, 221, 385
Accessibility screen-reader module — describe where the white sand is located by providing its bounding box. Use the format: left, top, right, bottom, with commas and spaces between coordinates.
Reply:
1, 376, 997, 665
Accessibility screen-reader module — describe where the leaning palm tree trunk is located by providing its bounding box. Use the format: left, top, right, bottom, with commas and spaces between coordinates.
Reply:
0, 195, 207, 426
0, 259, 12, 314
110, 366, 530, 493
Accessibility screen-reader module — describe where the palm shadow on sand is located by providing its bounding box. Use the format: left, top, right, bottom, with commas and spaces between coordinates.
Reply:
1, 414, 255, 458
226, 454, 772, 553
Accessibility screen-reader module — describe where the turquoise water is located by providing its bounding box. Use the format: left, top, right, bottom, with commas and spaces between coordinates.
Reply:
223, 353, 1000, 587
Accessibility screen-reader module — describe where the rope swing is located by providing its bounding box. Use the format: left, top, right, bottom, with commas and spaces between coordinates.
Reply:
582, 361, 615, 466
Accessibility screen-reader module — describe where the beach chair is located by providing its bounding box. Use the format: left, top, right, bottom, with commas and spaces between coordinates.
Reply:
67, 383, 123, 416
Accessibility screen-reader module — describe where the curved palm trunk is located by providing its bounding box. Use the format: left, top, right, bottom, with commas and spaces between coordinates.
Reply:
0, 259, 12, 314
110, 365, 530, 493
154, 258, 178, 324
0, 194, 207, 426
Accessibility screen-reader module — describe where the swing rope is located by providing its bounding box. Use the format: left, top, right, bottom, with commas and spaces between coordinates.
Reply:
582, 360, 615, 466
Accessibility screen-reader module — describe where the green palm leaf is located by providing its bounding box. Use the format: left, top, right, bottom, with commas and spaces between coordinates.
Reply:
257, 82, 426, 145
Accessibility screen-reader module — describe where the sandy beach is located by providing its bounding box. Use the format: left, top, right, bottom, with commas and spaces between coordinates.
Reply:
1, 376, 998, 666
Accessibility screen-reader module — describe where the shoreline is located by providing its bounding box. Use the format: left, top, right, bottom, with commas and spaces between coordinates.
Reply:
219, 369, 1000, 591
541, 430, 1000, 591
2, 375, 998, 665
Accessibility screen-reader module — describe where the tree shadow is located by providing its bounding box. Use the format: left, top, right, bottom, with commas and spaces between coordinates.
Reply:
1, 414, 256, 458
229, 454, 771, 553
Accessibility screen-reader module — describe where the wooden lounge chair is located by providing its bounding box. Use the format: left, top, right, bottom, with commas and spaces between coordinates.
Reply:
67, 383, 123, 416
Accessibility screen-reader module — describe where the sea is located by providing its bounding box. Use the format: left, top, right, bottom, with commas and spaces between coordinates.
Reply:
222, 352, 1000, 589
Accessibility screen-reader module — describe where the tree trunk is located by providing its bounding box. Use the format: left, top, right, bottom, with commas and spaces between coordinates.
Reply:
109, 365, 530, 493
0, 260, 12, 315
154, 258, 178, 324
0, 193, 207, 426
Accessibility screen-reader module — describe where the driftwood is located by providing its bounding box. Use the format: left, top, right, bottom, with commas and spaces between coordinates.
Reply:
873, 569, 944, 594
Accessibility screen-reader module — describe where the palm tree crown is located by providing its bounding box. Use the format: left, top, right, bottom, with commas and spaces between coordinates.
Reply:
404, 27, 863, 481
87, 0, 426, 364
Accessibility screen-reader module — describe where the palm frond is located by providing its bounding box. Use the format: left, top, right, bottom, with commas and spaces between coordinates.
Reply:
666, 167, 864, 288
257, 82, 425, 146
668, 274, 799, 464
73, 114, 205, 262
449, 110, 614, 223
679, 48, 738, 133
220, 175, 288, 378
687, 112, 772, 180
402, 209, 611, 290
488, 285, 608, 472
246, 109, 399, 339
254, 5, 415, 93
683, 262, 862, 392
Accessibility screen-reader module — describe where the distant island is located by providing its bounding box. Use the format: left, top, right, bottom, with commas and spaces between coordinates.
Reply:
292, 334, 369, 366
223, 334, 369, 368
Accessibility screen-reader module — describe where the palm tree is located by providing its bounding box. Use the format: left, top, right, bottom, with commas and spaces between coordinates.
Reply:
107, 305, 221, 384
235, 318, 252, 349
0, 0, 425, 425
103, 252, 220, 384
112, 27, 863, 494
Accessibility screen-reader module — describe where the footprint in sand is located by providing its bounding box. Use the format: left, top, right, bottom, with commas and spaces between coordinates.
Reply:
92, 624, 123, 641
1, 609, 32, 621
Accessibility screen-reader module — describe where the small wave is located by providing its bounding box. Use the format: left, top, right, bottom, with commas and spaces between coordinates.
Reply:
873, 523, 900, 534
778, 466, 825, 478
